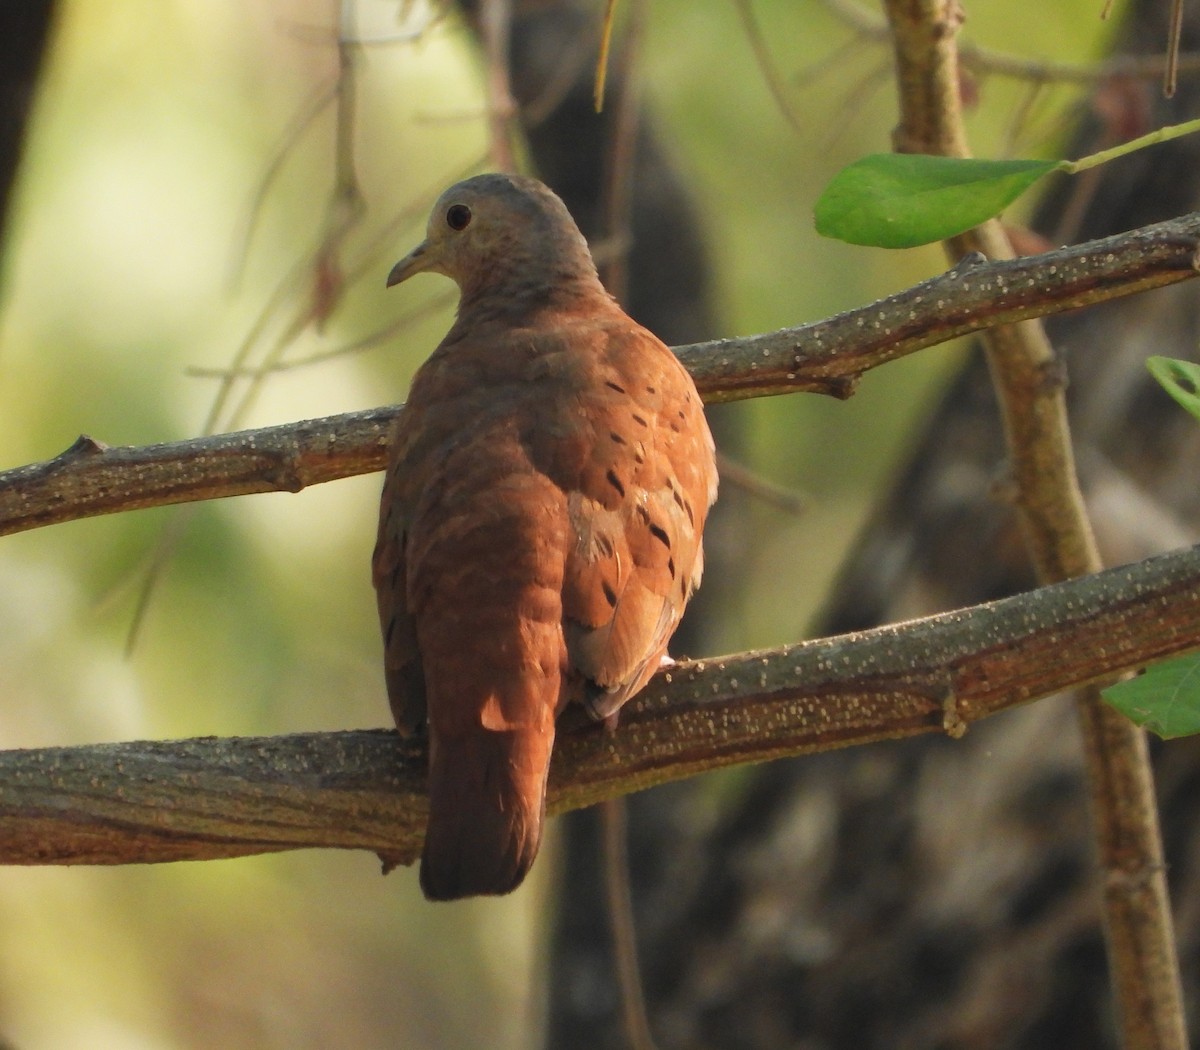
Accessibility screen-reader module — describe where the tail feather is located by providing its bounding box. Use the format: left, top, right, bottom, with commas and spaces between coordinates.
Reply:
420, 727, 554, 901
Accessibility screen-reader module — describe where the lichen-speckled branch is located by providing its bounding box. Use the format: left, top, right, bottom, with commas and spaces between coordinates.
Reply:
1, 542, 1198, 869
1, 213, 1197, 538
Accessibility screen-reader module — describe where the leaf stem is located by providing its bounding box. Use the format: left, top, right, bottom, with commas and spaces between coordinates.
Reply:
1064, 116, 1200, 174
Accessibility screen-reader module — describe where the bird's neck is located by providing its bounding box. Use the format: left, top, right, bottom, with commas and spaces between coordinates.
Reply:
453, 266, 616, 329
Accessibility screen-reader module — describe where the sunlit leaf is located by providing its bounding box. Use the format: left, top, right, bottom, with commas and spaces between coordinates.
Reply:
1147, 355, 1200, 422
814, 154, 1060, 248
1103, 655, 1200, 738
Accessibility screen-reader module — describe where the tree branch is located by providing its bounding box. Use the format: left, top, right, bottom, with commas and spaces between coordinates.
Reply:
1, 213, 1197, 538
1, 541, 1198, 868
820, 0, 1200, 86
884, 1, 1187, 1045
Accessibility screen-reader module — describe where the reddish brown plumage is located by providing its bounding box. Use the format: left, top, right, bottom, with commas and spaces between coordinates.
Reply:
372, 173, 716, 900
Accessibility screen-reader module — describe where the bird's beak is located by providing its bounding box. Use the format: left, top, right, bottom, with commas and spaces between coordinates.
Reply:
386, 242, 430, 287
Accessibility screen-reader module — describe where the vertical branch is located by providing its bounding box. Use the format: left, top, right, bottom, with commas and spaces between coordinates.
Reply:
1164, 0, 1183, 98
600, 798, 657, 1050
596, 7, 658, 1045
881, 2, 1186, 1047
478, 0, 519, 172
598, 0, 646, 306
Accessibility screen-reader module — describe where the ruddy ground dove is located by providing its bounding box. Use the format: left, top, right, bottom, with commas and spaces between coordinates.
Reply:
372, 173, 717, 901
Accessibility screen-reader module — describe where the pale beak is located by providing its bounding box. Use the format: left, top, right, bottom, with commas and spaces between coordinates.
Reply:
387, 242, 430, 287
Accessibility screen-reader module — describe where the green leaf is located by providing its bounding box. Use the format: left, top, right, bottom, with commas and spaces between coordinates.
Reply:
814, 154, 1060, 249
1103, 655, 1200, 739
1147, 356, 1200, 422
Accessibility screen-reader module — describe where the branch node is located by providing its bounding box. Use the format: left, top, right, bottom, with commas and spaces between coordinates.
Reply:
989, 470, 1020, 508
1105, 860, 1168, 894
939, 680, 968, 739
60, 435, 110, 461
825, 374, 859, 400
950, 250, 989, 272
1037, 355, 1070, 396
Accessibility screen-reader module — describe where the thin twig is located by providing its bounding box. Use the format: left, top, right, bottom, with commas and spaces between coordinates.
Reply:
127, 22, 375, 649
732, 0, 804, 132
821, 0, 1200, 86
594, 0, 620, 112
714, 453, 805, 515
478, 0, 518, 171
601, 799, 657, 1050
1165, 0, 1183, 98
185, 290, 457, 380
226, 76, 339, 293
598, 0, 645, 305
594, 7, 657, 1038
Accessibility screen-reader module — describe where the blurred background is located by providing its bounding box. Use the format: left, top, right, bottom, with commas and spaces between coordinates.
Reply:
0, 1, 1139, 1047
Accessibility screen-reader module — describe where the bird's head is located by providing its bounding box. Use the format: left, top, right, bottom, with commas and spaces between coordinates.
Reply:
386, 173, 602, 306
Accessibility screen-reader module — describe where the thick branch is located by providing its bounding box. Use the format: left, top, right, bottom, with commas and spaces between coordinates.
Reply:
1, 214, 1197, 537
1, 542, 1198, 868
0, 410, 394, 535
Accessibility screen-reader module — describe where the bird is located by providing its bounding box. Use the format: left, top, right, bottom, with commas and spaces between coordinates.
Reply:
372, 172, 717, 901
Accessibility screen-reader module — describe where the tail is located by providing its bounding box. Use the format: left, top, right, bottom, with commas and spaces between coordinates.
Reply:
420, 726, 554, 901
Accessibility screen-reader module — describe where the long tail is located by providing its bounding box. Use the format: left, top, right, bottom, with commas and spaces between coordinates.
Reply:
420, 726, 555, 901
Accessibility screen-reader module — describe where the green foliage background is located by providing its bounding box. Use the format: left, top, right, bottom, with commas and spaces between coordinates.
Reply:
0, 1, 1113, 1046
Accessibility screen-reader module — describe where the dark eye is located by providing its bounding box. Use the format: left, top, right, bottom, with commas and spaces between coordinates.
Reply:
446, 204, 472, 231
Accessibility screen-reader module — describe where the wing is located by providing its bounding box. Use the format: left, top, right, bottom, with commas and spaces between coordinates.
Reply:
536, 321, 718, 720
371, 439, 426, 734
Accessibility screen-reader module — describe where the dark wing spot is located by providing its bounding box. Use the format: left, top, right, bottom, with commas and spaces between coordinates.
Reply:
667, 556, 676, 579
649, 522, 671, 548
606, 380, 627, 394
610, 431, 627, 444
671, 488, 695, 526
635, 505, 650, 524
602, 581, 618, 607
646, 385, 657, 395
632, 413, 649, 428
606, 469, 626, 497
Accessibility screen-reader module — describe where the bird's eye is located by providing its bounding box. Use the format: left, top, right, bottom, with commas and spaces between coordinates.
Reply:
446, 204, 472, 231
